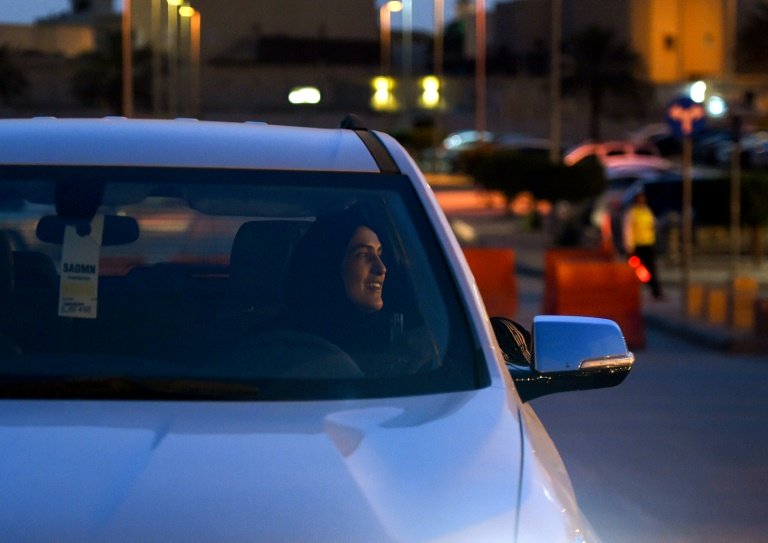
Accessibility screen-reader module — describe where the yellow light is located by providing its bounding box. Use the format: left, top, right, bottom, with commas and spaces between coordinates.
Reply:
419, 75, 441, 109
166, 0, 183, 5
385, 1, 403, 12
179, 6, 195, 17
371, 76, 397, 111
422, 75, 439, 91
288, 86, 322, 105
373, 76, 393, 92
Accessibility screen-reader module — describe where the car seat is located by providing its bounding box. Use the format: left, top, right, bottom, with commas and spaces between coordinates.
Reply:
13, 250, 58, 289
228, 220, 308, 318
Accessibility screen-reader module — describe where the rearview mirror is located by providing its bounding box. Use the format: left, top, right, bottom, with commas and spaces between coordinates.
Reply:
36, 215, 140, 246
492, 315, 634, 402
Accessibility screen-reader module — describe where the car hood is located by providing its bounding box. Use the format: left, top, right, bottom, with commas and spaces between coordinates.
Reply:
0, 388, 528, 542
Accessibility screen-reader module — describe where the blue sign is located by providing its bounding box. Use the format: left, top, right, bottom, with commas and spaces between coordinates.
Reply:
666, 96, 707, 138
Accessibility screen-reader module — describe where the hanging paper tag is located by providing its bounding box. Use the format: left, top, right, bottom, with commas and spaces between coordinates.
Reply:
58, 216, 104, 319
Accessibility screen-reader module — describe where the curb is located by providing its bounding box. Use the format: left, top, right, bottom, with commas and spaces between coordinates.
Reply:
643, 313, 760, 353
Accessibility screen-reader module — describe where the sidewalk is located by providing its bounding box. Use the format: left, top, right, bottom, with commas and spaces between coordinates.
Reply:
640, 286, 757, 352
643, 257, 768, 352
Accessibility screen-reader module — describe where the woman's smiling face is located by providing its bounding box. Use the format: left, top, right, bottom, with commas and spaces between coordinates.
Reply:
341, 226, 386, 312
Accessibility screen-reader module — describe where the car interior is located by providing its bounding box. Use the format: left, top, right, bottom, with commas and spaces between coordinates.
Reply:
0, 168, 484, 399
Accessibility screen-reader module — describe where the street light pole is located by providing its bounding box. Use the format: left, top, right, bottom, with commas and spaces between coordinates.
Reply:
433, 0, 445, 169
682, 135, 693, 315
190, 10, 201, 118
549, 0, 562, 162
402, 0, 413, 126
730, 118, 742, 281
167, 0, 182, 117
379, 1, 403, 76
434, 0, 444, 79
402, 0, 412, 79
475, 0, 486, 139
179, 4, 201, 117
151, 0, 162, 116
121, 0, 133, 117
725, 0, 741, 285
724, 0, 738, 76
380, 6, 390, 75
179, 4, 192, 115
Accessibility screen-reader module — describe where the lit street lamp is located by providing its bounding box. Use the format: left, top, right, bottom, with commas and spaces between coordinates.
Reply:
121, 0, 133, 117
475, 0, 486, 139
151, 0, 162, 116
179, 4, 201, 117
402, 0, 412, 80
167, 0, 183, 116
550, 0, 562, 162
379, 1, 403, 76
190, 8, 201, 117
432, 0, 445, 166
433, 0, 443, 81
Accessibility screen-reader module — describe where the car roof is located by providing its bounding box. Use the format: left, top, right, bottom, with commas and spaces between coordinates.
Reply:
0, 118, 382, 172
601, 154, 672, 170
564, 140, 661, 165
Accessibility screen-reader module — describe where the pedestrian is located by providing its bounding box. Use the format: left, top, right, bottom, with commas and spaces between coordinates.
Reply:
623, 191, 663, 299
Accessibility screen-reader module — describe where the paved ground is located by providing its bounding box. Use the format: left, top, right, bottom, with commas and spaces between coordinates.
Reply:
532, 324, 768, 543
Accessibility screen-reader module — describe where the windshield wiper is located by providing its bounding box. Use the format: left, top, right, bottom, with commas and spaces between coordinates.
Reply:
0, 376, 262, 400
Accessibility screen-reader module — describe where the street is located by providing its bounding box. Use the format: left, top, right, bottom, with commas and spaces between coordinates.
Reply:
456, 209, 768, 542
533, 324, 768, 543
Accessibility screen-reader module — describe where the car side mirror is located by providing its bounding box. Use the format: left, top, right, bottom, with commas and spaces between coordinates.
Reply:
491, 315, 634, 403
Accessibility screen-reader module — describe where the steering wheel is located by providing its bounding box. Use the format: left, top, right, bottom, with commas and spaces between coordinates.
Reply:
225, 329, 363, 379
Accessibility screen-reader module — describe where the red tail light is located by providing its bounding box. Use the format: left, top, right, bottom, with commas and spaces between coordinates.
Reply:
627, 256, 650, 283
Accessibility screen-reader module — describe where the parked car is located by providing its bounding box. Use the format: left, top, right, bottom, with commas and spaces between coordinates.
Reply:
0, 117, 634, 542
713, 130, 768, 169
437, 129, 496, 171
631, 124, 765, 169
496, 133, 560, 157
564, 140, 671, 170
439, 130, 558, 172
619, 166, 726, 216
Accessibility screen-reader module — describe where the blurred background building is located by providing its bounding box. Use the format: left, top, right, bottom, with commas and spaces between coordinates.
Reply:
0, 0, 765, 143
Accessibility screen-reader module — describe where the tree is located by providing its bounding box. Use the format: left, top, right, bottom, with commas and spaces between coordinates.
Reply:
561, 26, 648, 141
456, 148, 605, 205
71, 31, 152, 115
0, 45, 28, 106
458, 147, 605, 243
737, 0, 768, 73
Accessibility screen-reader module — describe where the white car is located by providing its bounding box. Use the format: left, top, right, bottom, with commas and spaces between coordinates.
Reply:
564, 139, 671, 170
0, 117, 633, 542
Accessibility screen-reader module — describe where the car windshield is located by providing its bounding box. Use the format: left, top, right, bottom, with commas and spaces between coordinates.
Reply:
0, 166, 485, 401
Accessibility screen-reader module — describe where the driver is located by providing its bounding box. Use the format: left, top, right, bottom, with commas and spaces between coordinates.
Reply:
282, 206, 433, 376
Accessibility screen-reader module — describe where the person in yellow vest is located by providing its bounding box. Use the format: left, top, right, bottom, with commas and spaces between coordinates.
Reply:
623, 191, 663, 299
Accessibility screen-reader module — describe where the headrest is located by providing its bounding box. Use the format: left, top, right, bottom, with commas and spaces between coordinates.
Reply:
229, 220, 308, 306
13, 251, 58, 289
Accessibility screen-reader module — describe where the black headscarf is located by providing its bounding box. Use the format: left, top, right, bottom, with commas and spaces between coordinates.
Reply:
284, 205, 382, 315
283, 206, 434, 376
